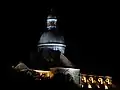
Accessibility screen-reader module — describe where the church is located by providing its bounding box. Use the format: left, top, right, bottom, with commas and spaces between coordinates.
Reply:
13, 8, 114, 89
14, 8, 80, 85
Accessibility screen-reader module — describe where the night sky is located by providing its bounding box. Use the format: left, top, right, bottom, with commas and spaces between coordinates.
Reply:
5, 2, 119, 80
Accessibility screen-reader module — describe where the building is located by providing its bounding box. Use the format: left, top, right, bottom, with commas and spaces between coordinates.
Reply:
36, 8, 80, 85
13, 8, 115, 89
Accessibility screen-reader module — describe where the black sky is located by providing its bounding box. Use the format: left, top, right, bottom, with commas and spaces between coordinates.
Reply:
4, 2, 119, 78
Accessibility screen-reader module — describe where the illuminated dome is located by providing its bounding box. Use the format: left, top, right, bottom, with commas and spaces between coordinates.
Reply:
37, 9, 66, 54
39, 31, 65, 44
38, 30, 66, 54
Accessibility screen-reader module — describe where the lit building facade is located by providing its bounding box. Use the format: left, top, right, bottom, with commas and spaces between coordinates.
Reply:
36, 9, 113, 89
14, 9, 114, 89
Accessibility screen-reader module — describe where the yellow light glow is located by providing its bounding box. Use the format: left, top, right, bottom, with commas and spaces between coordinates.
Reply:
88, 84, 92, 88
33, 70, 54, 78
105, 78, 111, 84
81, 76, 87, 83
89, 77, 94, 83
80, 74, 112, 89
98, 78, 103, 84
105, 85, 108, 89
81, 85, 84, 88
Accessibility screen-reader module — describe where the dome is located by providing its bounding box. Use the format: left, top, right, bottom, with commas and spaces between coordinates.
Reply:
38, 30, 65, 44
38, 30, 66, 54
37, 8, 66, 54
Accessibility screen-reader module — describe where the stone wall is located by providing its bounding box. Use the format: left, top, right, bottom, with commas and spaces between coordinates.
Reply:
50, 67, 80, 85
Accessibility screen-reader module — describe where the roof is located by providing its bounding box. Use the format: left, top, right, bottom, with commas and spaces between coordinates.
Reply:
38, 30, 65, 45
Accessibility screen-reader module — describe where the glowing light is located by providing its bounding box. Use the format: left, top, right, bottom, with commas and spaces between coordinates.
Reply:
89, 77, 94, 83
98, 78, 104, 84
81, 76, 87, 83
105, 85, 108, 89
47, 19, 57, 22
88, 84, 92, 88
47, 26, 56, 29
33, 70, 54, 78
81, 85, 84, 88
105, 78, 111, 84
47, 18, 57, 29
80, 74, 112, 89
38, 43, 66, 47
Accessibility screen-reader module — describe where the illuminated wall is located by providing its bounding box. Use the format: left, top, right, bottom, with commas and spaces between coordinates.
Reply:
34, 69, 113, 89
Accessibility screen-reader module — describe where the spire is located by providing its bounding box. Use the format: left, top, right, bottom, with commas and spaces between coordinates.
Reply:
48, 8, 56, 18
47, 8, 57, 30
